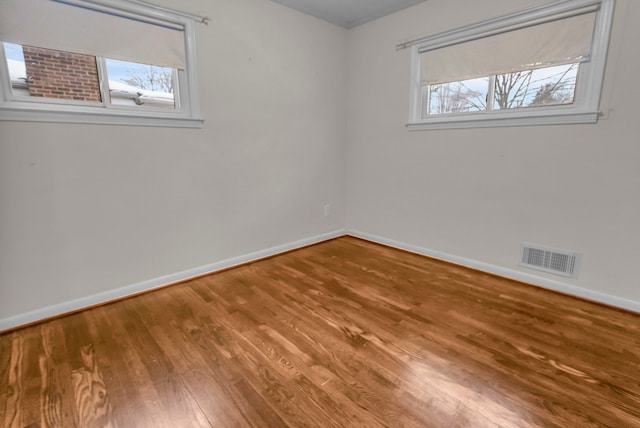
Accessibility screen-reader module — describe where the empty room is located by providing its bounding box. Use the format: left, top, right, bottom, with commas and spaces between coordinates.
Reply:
1, 0, 639, 426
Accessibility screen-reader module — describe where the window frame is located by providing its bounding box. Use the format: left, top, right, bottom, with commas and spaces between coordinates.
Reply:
0, 0, 202, 128
406, 0, 615, 131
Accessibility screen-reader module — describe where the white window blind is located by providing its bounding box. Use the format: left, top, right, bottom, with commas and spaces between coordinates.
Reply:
420, 6, 598, 85
0, 0, 186, 69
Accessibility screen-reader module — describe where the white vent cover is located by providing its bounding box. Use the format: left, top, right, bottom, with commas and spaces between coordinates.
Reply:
520, 243, 580, 278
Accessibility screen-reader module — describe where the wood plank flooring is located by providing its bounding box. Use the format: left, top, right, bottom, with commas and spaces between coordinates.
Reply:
1, 236, 639, 427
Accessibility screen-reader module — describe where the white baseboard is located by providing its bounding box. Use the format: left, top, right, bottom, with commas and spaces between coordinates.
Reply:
4, 228, 637, 332
0, 229, 345, 332
347, 229, 640, 314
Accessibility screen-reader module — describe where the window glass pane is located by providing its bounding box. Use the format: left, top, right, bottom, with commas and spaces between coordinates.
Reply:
105, 59, 175, 109
3, 42, 28, 96
3, 43, 102, 102
426, 77, 489, 116
494, 63, 578, 110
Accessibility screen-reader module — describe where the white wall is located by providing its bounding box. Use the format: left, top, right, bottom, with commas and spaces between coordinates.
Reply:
0, 0, 348, 323
346, 0, 640, 304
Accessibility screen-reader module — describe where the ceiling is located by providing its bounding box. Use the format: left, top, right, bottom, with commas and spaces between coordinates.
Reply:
269, 0, 428, 29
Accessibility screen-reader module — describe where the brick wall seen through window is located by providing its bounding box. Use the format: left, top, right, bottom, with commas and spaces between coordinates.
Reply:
22, 45, 101, 102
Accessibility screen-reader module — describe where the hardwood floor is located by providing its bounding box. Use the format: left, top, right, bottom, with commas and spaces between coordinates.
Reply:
1, 236, 639, 427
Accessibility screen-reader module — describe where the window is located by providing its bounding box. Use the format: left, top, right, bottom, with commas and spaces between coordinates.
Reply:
0, 0, 204, 127
406, 0, 615, 130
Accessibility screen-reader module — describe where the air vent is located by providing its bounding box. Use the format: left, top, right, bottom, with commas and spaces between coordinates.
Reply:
520, 243, 580, 278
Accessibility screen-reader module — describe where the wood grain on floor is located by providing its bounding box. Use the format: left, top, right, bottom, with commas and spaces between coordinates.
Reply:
1, 236, 639, 427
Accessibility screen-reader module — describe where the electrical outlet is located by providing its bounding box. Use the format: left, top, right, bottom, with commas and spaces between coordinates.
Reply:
323, 204, 332, 217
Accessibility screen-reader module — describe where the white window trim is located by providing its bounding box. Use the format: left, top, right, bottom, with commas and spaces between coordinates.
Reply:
406, 0, 615, 131
0, 0, 203, 128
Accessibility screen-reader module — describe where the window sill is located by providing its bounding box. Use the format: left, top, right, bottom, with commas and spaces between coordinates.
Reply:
0, 106, 203, 128
406, 110, 600, 131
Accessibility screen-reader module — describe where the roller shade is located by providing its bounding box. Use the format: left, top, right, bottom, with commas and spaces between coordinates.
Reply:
0, 0, 186, 69
420, 7, 598, 85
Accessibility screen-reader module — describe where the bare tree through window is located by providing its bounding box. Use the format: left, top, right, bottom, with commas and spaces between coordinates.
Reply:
428, 77, 488, 115
122, 65, 174, 93
425, 63, 578, 116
